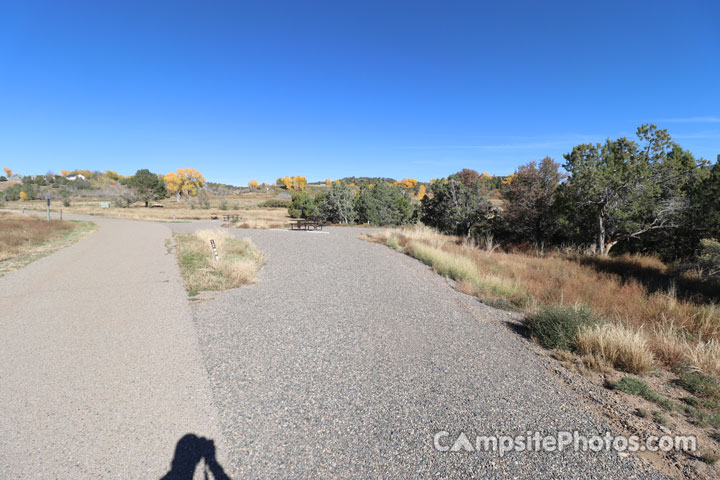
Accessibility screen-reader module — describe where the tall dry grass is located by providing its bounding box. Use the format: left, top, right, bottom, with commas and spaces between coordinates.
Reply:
363, 225, 720, 376
175, 229, 265, 293
576, 323, 655, 374
0, 212, 75, 260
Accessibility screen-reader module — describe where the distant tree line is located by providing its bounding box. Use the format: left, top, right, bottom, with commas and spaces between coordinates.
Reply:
424, 124, 719, 262
285, 124, 718, 265
288, 181, 418, 225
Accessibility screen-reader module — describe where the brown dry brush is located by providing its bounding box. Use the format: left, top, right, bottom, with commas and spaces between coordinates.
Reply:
0, 212, 75, 260
364, 226, 720, 377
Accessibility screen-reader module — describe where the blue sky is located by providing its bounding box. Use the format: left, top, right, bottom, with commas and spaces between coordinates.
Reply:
1, 0, 718, 185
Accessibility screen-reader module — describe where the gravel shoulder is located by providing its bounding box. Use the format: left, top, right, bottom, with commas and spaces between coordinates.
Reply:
172, 224, 670, 479
0, 214, 228, 479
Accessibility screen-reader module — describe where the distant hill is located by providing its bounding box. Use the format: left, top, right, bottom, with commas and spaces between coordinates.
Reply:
339, 176, 396, 186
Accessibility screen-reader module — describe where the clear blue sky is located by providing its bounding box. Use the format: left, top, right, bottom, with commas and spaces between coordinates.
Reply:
1, 0, 718, 185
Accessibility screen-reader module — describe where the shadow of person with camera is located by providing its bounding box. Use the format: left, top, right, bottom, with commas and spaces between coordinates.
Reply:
160, 433, 231, 480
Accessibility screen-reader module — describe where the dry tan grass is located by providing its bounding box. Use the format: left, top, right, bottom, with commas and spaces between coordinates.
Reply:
364, 225, 720, 376
0, 212, 76, 260
175, 229, 264, 294
576, 323, 655, 374
232, 218, 290, 229
0, 212, 96, 276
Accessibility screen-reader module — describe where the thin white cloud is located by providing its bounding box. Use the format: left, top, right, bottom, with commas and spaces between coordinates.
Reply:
659, 116, 720, 123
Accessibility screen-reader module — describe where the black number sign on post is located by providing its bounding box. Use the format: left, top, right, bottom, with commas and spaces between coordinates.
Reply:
210, 239, 219, 262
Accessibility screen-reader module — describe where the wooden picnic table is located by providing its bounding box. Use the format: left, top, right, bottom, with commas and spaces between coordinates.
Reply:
290, 219, 325, 230
222, 214, 241, 222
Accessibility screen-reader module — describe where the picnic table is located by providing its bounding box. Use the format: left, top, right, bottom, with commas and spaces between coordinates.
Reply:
222, 214, 241, 222
290, 219, 325, 230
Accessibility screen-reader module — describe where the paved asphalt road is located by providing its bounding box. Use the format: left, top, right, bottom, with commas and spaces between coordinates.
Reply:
0, 214, 227, 479
0, 215, 667, 479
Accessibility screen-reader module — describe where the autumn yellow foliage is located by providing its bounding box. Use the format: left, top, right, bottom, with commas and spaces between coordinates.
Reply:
417, 184, 427, 200
164, 168, 206, 201
278, 175, 307, 191
394, 178, 418, 189
325, 178, 332, 186
3, 167, 13, 178
248, 180, 259, 189
292, 176, 307, 190
19, 191, 29, 201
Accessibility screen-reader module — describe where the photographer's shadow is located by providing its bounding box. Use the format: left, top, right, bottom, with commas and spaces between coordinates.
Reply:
161, 434, 231, 480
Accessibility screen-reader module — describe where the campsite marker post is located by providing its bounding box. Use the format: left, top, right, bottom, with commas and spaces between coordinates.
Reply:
46, 198, 51, 221
210, 239, 219, 262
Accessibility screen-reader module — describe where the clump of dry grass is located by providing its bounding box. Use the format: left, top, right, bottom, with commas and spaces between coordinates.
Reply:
232, 218, 288, 229
175, 229, 264, 294
576, 323, 655, 374
363, 225, 720, 376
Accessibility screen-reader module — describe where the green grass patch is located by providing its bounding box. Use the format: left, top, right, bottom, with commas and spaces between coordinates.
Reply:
673, 371, 720, 398
607, 376, 675, 411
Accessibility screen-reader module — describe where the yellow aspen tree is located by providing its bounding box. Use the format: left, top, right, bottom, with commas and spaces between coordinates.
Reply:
164, 168, 206, 201
417, 184, 427, 200
248, 180, 259, 189
3, 167, 13, 178
19, 191, 29, 201
394, 178, 418, 189
325, 178, 331, 186
292, 176, 307, 191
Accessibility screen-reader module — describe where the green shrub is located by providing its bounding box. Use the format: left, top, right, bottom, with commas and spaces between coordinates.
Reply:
288, 191, 322, 219
258, 199, 291, 208
355, 182, 415, 225
698, 239, 720, 279
525, 305, 598, 350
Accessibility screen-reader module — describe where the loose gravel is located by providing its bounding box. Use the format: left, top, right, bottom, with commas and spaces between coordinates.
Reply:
171, 223, 670, 479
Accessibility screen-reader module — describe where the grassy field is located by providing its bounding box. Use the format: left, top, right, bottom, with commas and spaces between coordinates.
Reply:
174, 229, 265, 295
0, 212, 97, 276
8, 196, 292, 226
363, 226, 720, 377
